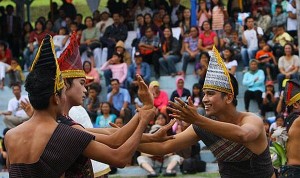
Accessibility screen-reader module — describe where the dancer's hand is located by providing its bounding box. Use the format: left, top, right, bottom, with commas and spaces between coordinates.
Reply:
150, 119, 176, 142
136, 74, 153, 109
20, 98, 34, 117
167, 97, 199, 124
138, 107, 156, 125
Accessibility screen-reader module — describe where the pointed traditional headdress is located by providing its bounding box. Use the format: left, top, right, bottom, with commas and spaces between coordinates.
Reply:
284, 79, 300, 106
203, 46, 234, 95
58, 32, 85, 78
30, 34, 64, 93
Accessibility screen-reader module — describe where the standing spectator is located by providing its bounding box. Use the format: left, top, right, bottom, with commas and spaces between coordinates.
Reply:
159, 27, 180, 77
83, 61, 100, 88
0, 5, 21, 58
178, 26, 200, 77
100, 12, 128, 60
223, 47, 238, 76
138, 26, 161, 79
94, 102, 117, 128
0, 84, 29, 128
59, 0, 77, 20
23, 19, 47, 70
241, 16, 263, 72
286, 0, 297, 38
53, 9, 67, 33
170, 0, 185, 26
80, 16, 101, 67
197, 0, 211, 33
261, 81, 279, 119
277, 43, 299, 92
107, 78, 132, 124
242, 59, 265, 112
150, 81, 169, 116
96, 8, 113, 37
199, 21, 218, 52
271, 0, 288, 16
170, 76, 191, 102
100, 52, 128, 87
211, 0, 227, 37
127, 52, 151, 101
48, 2, 59, 22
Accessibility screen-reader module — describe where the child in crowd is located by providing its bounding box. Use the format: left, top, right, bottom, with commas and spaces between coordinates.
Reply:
255, 44, 278, 81
84, 83, 101, 122
6, 58, 25, 87
114, 117, 124, 128
261, 81, 279, 119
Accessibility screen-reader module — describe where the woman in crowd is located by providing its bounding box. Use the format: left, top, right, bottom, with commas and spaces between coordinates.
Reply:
140, 13, 160, 37
23, 19, 47, 70
195, 51, 210, 88
100, 52, 128, 87
277, 43, 299, 92
170, 76, 191, 102
80, 16, 101, 67
160, 14, 172, 31
223, 47, 238, 76
219, 22, 233, 49
94, 102, 117, 128
199, 21, 218, 52
21, 22, 33, 53
158, 27, 180, 77
83, 61, 100, 88
211, 0, 227, 37
179, 8, 192, 39
197, 0, 211, 34
191, 83, 205, 115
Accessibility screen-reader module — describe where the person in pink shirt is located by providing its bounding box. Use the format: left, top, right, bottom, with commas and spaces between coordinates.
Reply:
199, 21, 218, 52
100, 52, 128, 87
150, 81, 169, 117
83, 60, 100, 87
197, 0, 211, 34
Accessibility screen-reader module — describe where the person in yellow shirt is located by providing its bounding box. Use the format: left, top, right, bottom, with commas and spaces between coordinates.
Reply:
6, 58, 25, 86
272, 25, 293, 59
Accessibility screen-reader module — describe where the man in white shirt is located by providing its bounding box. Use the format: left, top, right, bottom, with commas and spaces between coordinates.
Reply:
0, 84, 29, 128
241, 16, 264, 71
96, 8, 114, 37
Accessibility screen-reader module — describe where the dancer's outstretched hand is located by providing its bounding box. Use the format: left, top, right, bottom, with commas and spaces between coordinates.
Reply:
20, 98, 34, 117
136, 74, 153, 109
167, 97, 199, 125
150, 119, 176, 142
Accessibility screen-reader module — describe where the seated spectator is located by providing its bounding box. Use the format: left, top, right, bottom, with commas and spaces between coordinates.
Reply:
150, 81, 168, 116
220, 22, 233, 50
75, 13, 87, 31
115, 40, 131, 66
100, 12, 128, 60
199, 21, 218, 52
127, 52, 151, 102
0, 41, 12, 65
195, 51, 210, 88
45, 20, 56, 37
0, 84, 29, 128
270, 5, 287, 28
158, 27, 180, 77
179, 8, 191, 39
138, 26, 161, 79
271, 25, 293, 59
197, 0, 211, 34
21, 22, 34, 56
107, 78, 132, 124
277, 43, 299, 92
255, 44, 278, 81
0, 61, 9, 90
230, 31, 241, 61
6, 58, 25, 87
100, 52, 128, 87
94, 102, 117, 128
256, 7, 272, 34
241, 16, 263, 72
96, 8, 113, 37
269, 114, 284, 136
242, 59, 265, 112
170, 76, 191, 102
114, 117, 124, 128
261, 81, 279, 119
223, 47, 238, 76
84, 83, 101, 122
191, 83, 205, 115
178, 26, 200, 77
140, 13, 160, 37
23, 19, 47, 70
160, 14, 172, 31
83, 61, 100, 88
137, 113, 183, 177
80, 16, 101, 67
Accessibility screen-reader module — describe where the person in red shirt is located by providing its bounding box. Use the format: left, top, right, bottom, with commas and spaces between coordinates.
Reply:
150, 81, 169, 117
0, 41, 12, 89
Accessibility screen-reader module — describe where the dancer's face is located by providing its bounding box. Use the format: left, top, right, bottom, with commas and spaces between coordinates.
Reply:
65, 78, 87, 106
202, 89, 226, 116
